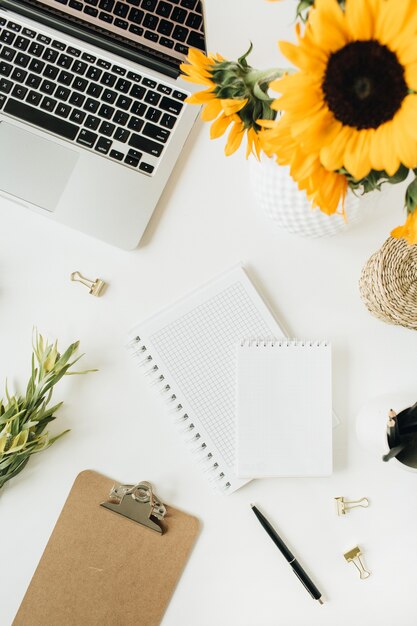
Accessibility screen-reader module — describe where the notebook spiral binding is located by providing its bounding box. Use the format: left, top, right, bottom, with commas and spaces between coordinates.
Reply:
128, 336, 231, 493
240, 339, 328, 348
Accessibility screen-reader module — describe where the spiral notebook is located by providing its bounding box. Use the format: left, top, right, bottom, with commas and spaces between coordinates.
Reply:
128, 266, 286, 494
236, 340, 332, 478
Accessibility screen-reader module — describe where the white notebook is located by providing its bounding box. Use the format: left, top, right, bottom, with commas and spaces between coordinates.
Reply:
236, 340, 332, 478
128, 266, 286, 494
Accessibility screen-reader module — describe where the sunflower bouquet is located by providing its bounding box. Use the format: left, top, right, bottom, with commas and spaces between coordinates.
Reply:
180, 0, 417, 244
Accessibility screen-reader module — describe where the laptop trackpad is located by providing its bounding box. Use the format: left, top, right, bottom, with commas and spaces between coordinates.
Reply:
0, 122, 79, 212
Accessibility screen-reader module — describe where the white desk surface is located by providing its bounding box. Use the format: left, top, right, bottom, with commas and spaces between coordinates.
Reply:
2, 2, 417, 625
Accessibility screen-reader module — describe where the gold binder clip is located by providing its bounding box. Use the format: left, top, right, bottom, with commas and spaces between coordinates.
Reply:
335, 496, 369, 516
344, 546, 371, 579
101, 481, 167, 534
70, 271, 106, 297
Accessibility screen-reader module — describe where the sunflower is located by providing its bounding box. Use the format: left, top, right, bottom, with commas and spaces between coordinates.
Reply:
271, 0, 417, 182
180, 47, 280, 157
391, 210, 417, 244
260, 115, 347, 215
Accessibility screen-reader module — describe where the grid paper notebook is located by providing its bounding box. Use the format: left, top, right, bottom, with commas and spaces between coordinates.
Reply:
128, 266, 286, 494
236, 340, 332, 478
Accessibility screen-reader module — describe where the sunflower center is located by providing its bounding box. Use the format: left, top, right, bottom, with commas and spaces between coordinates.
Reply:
322, 40, 408, 130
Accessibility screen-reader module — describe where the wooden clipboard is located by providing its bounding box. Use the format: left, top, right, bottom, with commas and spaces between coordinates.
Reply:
13, 470, 200, 626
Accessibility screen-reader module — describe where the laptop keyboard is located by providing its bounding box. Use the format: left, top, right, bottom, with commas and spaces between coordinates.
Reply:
53, 0, 205, 56
0, 17, 188, 174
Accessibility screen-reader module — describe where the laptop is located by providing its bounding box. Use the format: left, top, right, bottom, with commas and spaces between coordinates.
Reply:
0, 0, 206, 249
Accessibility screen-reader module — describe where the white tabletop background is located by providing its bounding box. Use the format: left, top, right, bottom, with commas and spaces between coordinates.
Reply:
2, 1, 417, 625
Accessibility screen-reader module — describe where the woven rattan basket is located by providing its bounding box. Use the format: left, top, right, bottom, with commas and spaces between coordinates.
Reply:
360, 237, 417, 330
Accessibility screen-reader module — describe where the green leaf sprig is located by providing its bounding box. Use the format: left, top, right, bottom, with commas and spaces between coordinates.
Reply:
0, 331, 95, 490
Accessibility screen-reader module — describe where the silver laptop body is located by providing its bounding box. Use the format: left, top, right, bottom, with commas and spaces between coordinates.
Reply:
0, 0, 206, 248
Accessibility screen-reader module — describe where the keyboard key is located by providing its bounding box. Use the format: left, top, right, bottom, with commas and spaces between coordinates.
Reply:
115, 77, 131, 93
187, 30, 205, 50
128, 133, 163, 156
85, 0, 98, 5
28, 42, 45, 57
85, 114, 100, 129
25, 74, 42, 89
172, 89, 187, 101
128, 148, 141, 159
81, 52, 96, 63
73, 77, 88, 91
180, 0, 196, 8
22, 28, 36, 39
99, 120, 115, 136
130, 84, 145, 100
141, 0, 157, 10
11, 67, 28, 83
56, 86, 71, 101
186, 11, 202, 29
86, 65, 102, 81
112, 65, 126, 76
56, 102, 71, 118
143, 121, 170, 143
124, 154, 140, 167
58, 70, 74, 86
114, 18, 128, 29
128, 8, 144, 24
16, 52, 30, 68
40, 96, 57, 112
160, 37, 174, 49
43, 47, 59, 63
100, 72, 116, 87
0, 17, 6, 26
114, 1, 129, 17
14, 36, 30, 51
172, 25, 188, 41
115, 94, 132, 110
156, 1, 172, 17
26, 90, 42, 106
144, 31, 158, 42
0, 47, 16, 62
171, 6, 186, 23
87, 83, 103, 97
143, 14, 159, 29
145, 106, 161, 122
72, 60, 87, 75
101, 88, 117, 103
70, 108, 86, 123
77, 128, 98, 147
84, 98, 100, 113
114, 126, 129, 142
95, 136, 112, 154
37, 33, 51, 44
97, 59, 111, 69
128, 24, 144, 36
110, 149, 124, 161
144, 90, 160, 105
142, 77, 156, 88
69, 91, 85, 106
43, 64, 59, 79
7, 21, 21, 32
67, 46, 81, 57
130, 100, 146, 116
99, 11, 113, 23
0, 77, 12, 93
113, 109, 128, 125
160, 95, 183, 114
99, 0, 114, 9
52, 40, 66, 50
98, 103, 114, 119
127, 115, 143, 132
157, 19, 173, 36
4, 98, 78, 138
0, 31, 16, 45
40, 79, 56, 95
139, 161, 154, 173
57, 53, 73, 68
11, 84, 28, 100
69, 0, 83, 9
127, 71, 141, 82
29, 58, 45, 73
157, 84, 171, 95
84, 6, 99, 16
160, 112, 176, 128
0, 61, 12, 76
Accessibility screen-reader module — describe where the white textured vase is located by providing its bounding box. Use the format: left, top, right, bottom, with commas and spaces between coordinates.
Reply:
249, 157, 362, 238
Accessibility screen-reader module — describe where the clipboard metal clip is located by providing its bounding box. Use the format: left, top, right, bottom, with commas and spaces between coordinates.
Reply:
101, 481, 167, 534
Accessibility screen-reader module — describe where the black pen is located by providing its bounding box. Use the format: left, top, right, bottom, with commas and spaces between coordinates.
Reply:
251, 504, 324, 605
